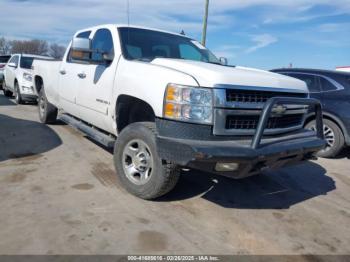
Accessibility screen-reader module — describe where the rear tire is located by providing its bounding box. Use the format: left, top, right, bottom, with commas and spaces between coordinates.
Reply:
3, 90, 12, 97
3, 82, 13, 97
114, 122, 181, 200
38, 88, 57, 124
14, 82, 24, 104
305, 119, 345, 158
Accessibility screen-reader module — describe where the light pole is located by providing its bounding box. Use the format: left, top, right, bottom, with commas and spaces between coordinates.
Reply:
201, 0, 209, 46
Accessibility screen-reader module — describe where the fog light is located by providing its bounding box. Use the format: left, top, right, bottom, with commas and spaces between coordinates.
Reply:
215, 162, 239, 172
22, 86, 31, 92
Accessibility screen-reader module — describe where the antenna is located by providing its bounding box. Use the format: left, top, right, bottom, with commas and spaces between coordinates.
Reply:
126, 0, 131, 48
202, 0, 209, 46
127, 0, 130, 26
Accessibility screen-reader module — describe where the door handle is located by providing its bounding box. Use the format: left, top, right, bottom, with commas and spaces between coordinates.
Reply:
77, 72, 86, 79
59, 70, 66, 75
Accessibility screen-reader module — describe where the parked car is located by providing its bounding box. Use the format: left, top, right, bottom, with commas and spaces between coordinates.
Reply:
3, 54, 52, 104
272, 68, 350, 158
32, 24, 325, 199
0, 55, 11, 90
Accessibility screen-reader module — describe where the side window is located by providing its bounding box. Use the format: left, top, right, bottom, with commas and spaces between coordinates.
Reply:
126, 45, 142, 59
289, 73, 321, 93
9, 56, 19, 67
320, 77, 338, 92
76, 31, 91, 39
91, 29, 114, 62
67, 31, 92, 63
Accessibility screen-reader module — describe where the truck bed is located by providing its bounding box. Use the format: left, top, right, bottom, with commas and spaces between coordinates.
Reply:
32, 59, 62, 105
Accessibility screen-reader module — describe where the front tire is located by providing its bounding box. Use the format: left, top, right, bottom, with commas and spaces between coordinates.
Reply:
14, 82, 24, 104
114, 122, 181, 200
305, 119, 345, 158
3, 82, 13, 97
38, 88, 58, 124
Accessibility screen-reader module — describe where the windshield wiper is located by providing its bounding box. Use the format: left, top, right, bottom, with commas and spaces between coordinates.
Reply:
210, 62, 222, 65
131, 57, 154, 62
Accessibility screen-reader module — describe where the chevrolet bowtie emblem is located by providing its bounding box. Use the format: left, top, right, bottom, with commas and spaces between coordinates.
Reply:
272, 105, 288, 115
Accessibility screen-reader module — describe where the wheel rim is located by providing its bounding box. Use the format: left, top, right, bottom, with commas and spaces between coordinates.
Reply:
39, 95, 45, 117
122, 139, 153, 185
309, 124, 335, 152
15, 86, 19, 102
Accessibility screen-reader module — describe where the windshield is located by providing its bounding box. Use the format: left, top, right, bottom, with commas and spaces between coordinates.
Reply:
20, 57, 35, 69
0, 56, 10, 63
118, 27, 221, 64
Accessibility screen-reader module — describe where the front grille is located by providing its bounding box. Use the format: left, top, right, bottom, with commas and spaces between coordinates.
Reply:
226, 114, 304, 130
226, 89, 307, 103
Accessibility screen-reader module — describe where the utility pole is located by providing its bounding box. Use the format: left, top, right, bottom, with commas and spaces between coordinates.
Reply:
201, 0, 209, 46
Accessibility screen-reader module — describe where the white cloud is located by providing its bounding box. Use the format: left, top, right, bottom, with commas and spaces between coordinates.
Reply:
245, 34, 278, 53
0, 0, 349, 45
318, 22, 350, 33
213, 44, 241, 60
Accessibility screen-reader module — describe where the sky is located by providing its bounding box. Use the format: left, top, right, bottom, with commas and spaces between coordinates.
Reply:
1, 0, 350, 70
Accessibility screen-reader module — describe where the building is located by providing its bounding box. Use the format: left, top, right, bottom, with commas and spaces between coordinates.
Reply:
336, 66, 350, 72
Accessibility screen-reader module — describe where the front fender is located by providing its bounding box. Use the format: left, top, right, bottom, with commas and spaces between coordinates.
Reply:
114, 58, 199, 118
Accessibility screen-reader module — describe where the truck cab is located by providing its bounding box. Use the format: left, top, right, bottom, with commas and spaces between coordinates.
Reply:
33, 24, 325, 199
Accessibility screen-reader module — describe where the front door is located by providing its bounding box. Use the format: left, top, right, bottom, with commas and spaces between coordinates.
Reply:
76, 28, 116, 131
58, 31, 92, 118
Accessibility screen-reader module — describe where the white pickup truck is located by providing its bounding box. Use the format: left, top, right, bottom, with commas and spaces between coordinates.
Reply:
32, 24, 325, 199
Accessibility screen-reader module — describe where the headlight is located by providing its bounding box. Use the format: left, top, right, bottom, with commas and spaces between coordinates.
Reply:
23, 72, 33, 82
163, 83, 213, 124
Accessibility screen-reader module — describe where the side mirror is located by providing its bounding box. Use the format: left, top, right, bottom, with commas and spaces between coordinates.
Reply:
220, 57, 228, 66
7, 62, 17, 68
102, 52, 114, 63
70, 37, 92, 61
72, 37, 91, 51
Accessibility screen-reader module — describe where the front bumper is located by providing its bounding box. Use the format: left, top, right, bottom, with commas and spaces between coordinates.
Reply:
21, 93, 38, 102
157, 131, 325, 178
19, 83, 37, 101
156, 97, 326, 178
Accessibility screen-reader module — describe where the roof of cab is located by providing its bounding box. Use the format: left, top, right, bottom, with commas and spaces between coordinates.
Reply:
74, 24, 191, 39
11, 54, 53, 59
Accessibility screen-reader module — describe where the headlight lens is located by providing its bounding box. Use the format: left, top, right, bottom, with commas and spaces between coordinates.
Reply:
23, 72, 33, 82
164, 83, 213, 124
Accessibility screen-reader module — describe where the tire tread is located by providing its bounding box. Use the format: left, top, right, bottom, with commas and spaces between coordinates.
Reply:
114, 122, 180, 200
38, 88, 57, 124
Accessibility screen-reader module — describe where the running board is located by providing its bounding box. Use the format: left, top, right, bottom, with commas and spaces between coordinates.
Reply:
59, 114, 116, 148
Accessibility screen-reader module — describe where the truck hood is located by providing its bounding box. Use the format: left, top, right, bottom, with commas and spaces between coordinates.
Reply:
151, 58, 307, 92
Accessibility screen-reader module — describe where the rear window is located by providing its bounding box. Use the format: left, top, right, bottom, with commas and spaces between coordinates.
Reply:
0, 56, 10, 63
331, 74, 350, 89
288, 73, 321, 93
320, 77, 337, 91
20, 57, 35, 69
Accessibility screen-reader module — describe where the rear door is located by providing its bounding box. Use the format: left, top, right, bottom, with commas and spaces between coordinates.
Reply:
287, 73, 323, 101
76, 28, 117, 131
319, 75, 345, 115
